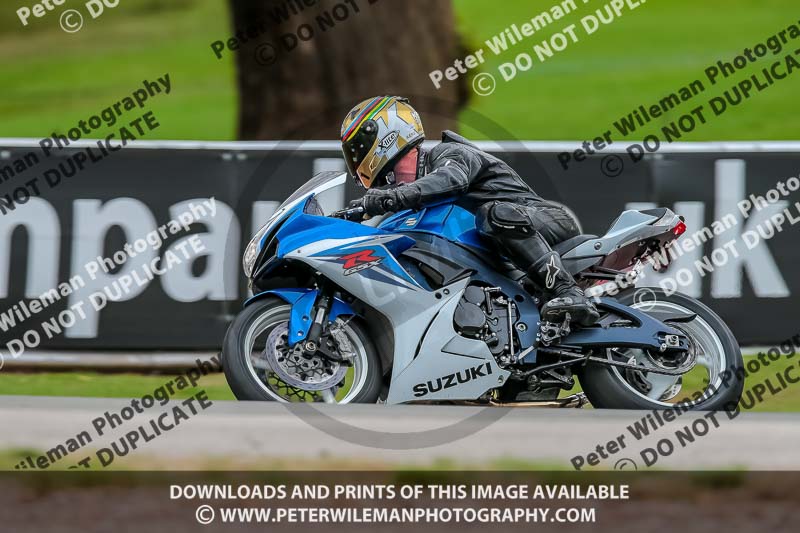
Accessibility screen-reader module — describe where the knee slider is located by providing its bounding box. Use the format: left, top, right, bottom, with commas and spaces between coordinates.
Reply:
488, 202, 535, 237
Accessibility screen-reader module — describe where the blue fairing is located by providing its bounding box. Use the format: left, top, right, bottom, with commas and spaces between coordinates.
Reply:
379, 204, 488, 250
275, 200, 412, 257
245, 288, 357, 347
308, 238, 422, 290
265, 198, 482, 267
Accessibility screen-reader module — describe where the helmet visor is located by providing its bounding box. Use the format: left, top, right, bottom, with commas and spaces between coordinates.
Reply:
342, 122, 378, 188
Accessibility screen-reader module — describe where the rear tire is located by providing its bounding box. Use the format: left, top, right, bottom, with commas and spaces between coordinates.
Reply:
222, 297, 382, 403
577, 289, 744, 410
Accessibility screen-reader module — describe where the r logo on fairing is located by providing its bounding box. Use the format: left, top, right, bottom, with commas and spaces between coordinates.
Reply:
340, 249, 383, 276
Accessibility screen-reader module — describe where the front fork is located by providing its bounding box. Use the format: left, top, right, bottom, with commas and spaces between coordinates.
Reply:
302, 287, 332, 354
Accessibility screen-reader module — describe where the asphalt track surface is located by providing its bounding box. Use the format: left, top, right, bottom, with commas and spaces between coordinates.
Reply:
1, 396, 798, 470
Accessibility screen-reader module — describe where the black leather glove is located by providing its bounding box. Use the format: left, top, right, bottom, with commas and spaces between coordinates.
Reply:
362, 188, 397, 216
361, 186, 421, 216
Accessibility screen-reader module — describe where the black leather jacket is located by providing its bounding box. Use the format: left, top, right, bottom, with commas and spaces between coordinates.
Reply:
404, 130, 544, 212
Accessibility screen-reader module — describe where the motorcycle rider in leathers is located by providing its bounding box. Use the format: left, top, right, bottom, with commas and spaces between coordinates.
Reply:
341, 96, 600, 327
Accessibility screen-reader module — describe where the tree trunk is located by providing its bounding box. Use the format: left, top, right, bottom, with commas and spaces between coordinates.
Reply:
228, 0, 468, 140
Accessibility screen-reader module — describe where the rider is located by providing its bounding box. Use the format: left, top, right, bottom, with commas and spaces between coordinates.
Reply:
340, 96, 599, 326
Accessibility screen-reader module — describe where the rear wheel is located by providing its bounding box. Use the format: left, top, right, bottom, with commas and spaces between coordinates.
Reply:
577, 289, 744, 410
222, 297, 382, 403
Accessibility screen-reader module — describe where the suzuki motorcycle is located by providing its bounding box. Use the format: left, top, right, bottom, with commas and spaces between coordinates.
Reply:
222, 171, 744, 409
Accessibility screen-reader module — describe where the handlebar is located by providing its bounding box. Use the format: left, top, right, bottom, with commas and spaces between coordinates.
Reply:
330, 196, 396, 220
331, 205, 366, 220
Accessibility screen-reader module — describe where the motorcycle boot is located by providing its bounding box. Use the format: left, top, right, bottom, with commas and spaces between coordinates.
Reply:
528, 250, 600, 327
497, 226, 599, 328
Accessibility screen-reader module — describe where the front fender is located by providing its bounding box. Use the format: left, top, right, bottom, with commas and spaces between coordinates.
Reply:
245, 288, 358, 347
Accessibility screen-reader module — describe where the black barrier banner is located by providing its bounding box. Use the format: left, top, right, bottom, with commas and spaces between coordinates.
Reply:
0, 141, 798, 349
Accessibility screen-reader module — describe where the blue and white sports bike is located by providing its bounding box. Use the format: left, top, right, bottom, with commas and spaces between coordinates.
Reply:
223, 172, 744, 409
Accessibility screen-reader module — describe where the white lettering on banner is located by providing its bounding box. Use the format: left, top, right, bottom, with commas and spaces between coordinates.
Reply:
0, 198, 215, 355
0, 156, 350, 341
161, 200, 239, 302
712, 160, 789, 298
625, 159, 791, 299
0, 198, 59, 299
67, 198, 158, 338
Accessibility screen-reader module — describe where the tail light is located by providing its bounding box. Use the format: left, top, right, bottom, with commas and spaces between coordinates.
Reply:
673, 220, 686, 236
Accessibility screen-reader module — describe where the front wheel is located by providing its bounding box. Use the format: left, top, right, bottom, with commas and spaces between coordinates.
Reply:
222, 297, 382, 403
577, 289, 744, 410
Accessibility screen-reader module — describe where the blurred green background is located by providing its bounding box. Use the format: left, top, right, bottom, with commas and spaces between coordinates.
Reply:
1, 0, 798, 140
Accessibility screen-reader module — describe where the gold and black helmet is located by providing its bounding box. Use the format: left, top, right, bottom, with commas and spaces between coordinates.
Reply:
340, 96, 425, 189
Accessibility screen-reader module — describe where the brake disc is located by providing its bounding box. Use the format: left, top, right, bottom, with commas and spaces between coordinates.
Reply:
264, 323, 348, 391
622, 352, 684, 401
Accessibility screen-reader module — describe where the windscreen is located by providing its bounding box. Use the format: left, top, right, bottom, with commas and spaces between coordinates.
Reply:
277, 171, 347, 212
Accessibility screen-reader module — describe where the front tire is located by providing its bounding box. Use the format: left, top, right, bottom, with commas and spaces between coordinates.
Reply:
577, 289, 744, 410
222, 297, 382, 403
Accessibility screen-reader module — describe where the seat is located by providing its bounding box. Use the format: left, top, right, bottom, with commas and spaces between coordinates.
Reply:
553, 234, 597, 256
639, 208, 668, 219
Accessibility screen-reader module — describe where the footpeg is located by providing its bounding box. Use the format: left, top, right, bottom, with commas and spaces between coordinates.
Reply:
537, 314, 571, 345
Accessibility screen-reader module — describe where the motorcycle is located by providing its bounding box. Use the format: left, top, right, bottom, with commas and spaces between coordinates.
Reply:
222, 171, 744, 409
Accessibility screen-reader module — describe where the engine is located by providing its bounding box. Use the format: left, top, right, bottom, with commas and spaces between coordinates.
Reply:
453, 284, 520, 363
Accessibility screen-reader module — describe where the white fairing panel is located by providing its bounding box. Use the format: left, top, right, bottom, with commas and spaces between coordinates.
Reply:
286, 239, 509, 404
386, 288, 509, 403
